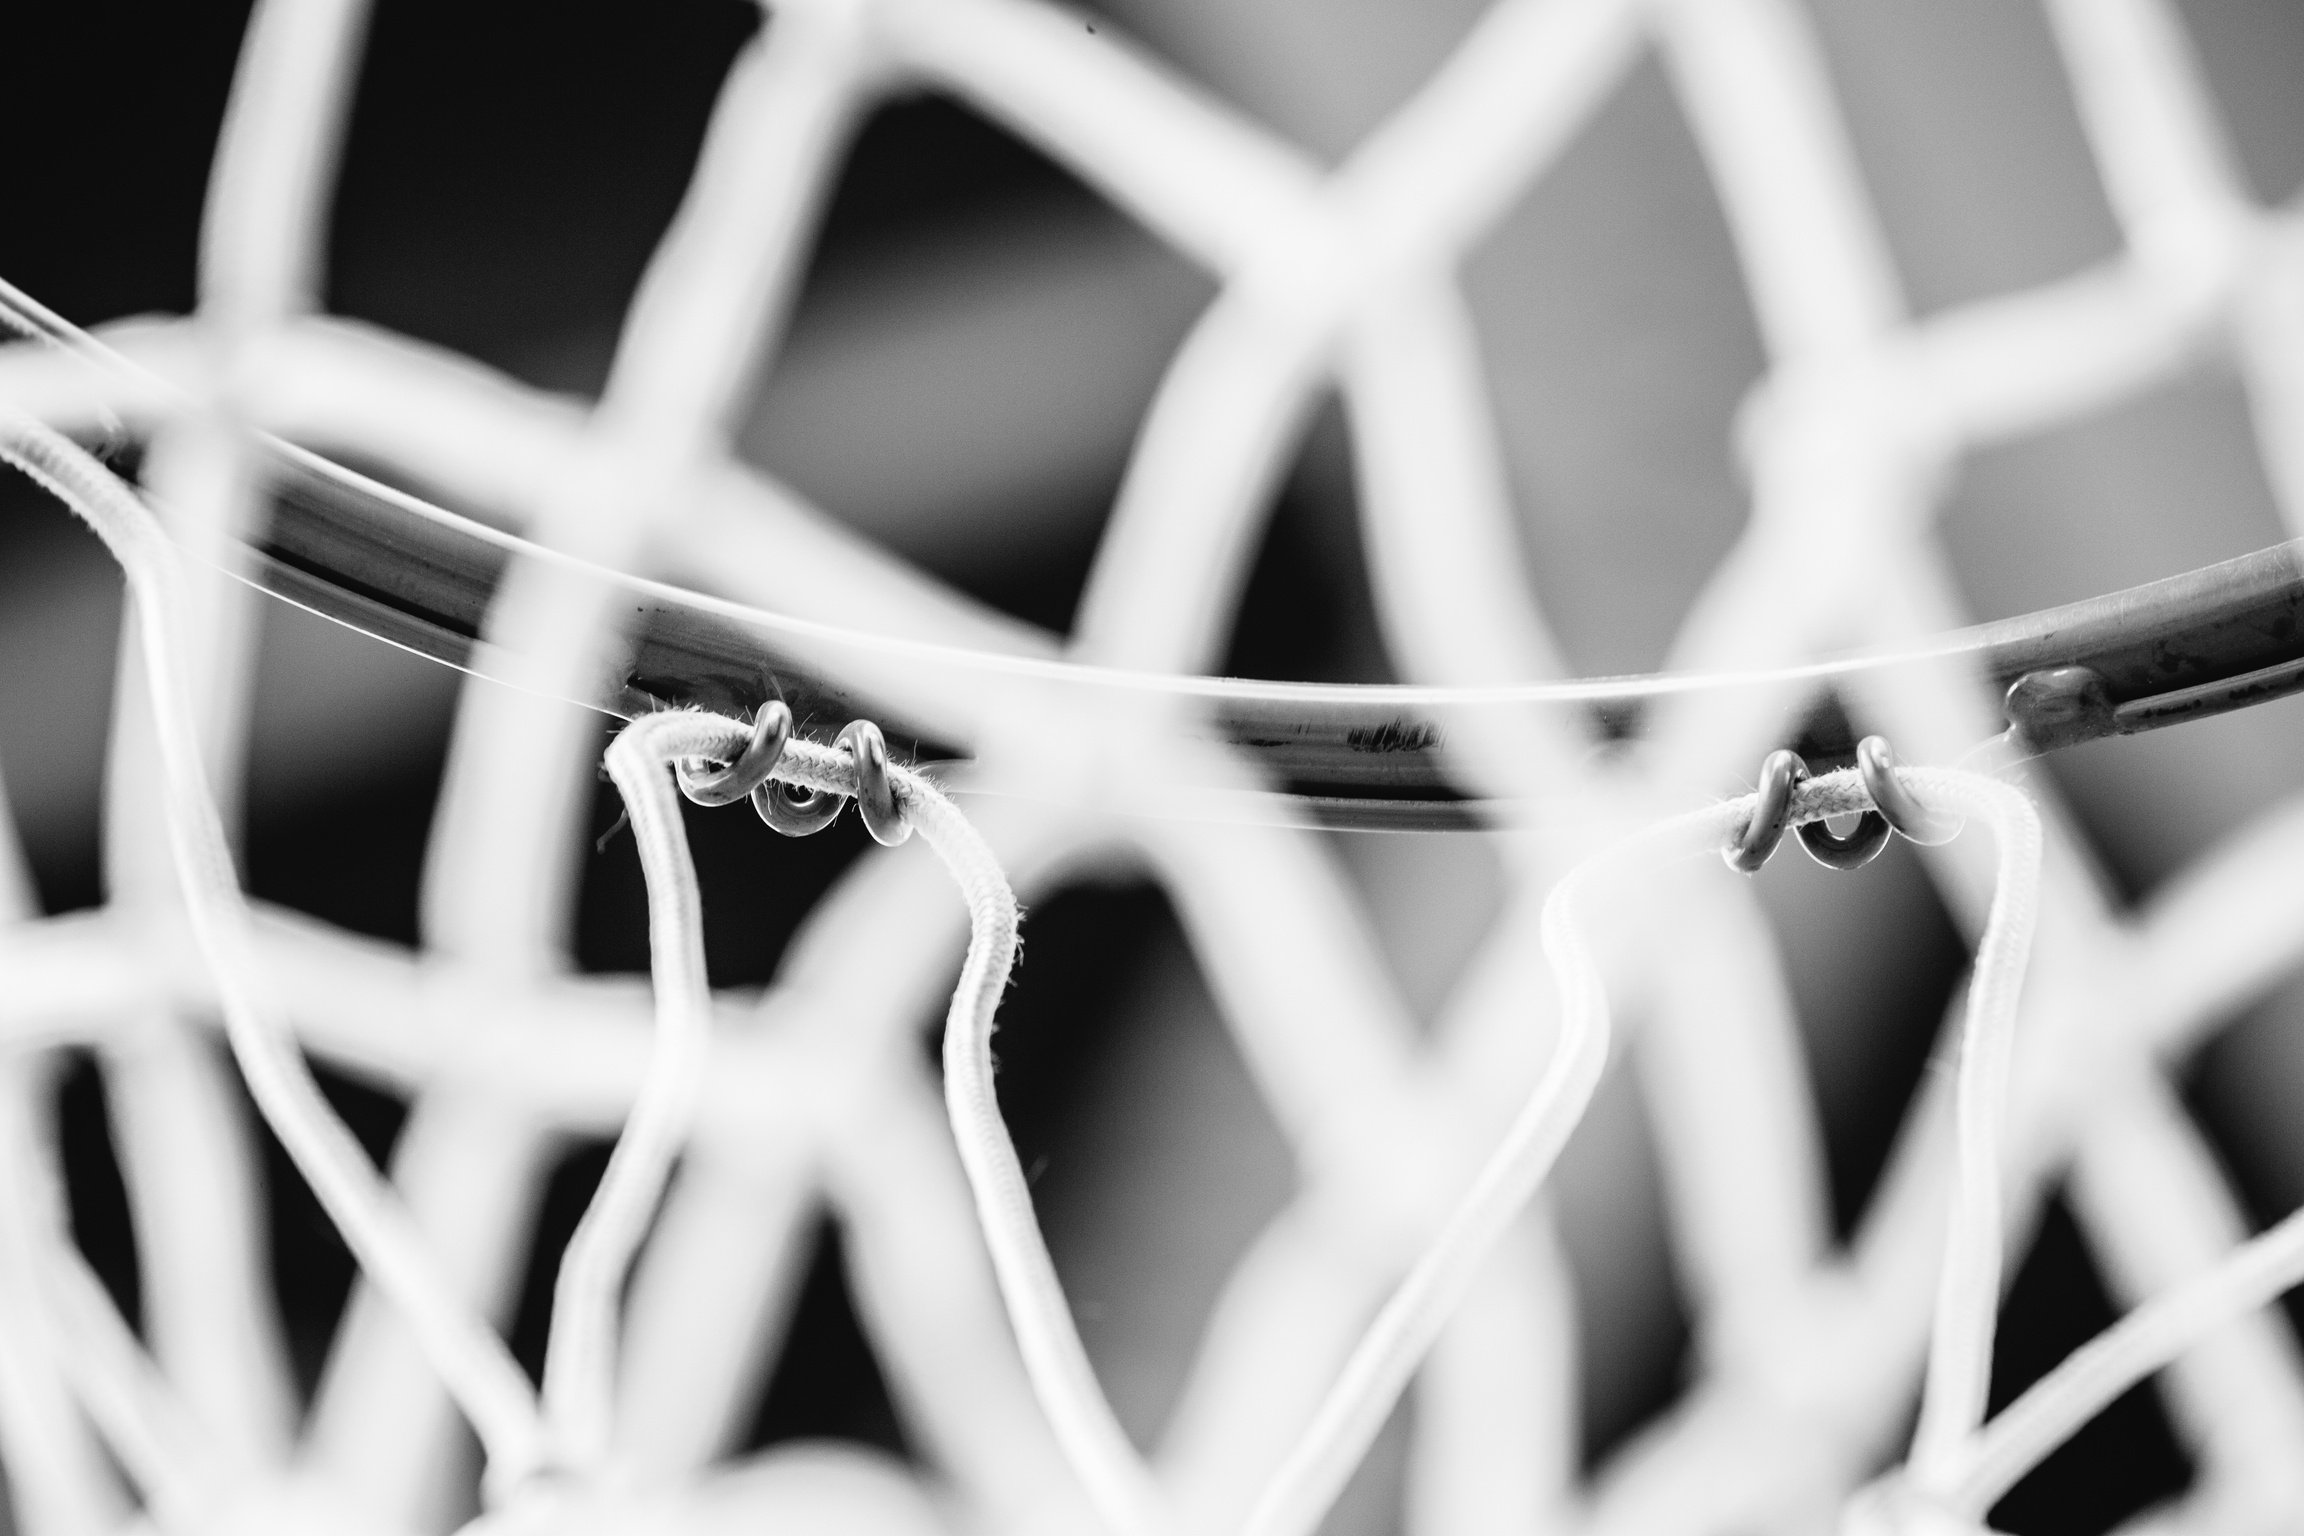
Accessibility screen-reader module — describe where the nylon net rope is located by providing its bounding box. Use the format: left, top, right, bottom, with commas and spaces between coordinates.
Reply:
3, 0, 2304, 1533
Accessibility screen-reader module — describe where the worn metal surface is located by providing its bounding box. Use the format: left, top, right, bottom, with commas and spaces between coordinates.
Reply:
249, 439, 2304, 807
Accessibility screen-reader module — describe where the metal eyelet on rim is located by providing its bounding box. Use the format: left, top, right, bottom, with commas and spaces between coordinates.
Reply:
753, 776, 844, 837
676, 701, 791, 808
1796, 805, 1892, 870
1856, 735, 1961, 846
1725, 749, 1805, 874
837, 719, 910, 847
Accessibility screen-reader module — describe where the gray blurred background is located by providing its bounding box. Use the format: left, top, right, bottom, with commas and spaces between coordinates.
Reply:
2, 3, 2303, 1532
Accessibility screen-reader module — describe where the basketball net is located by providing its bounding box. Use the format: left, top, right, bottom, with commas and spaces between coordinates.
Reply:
4, 0, 2304, 1534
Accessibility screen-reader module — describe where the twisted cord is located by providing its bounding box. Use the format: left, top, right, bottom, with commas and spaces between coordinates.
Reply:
927, 750, 2044, 1536
540, 710, 747, 1468
911, 751, 1168, 1536
1244, 762, 2038, 1536
1718, 761, 2047, 1498
1231, 791, 1645, 1536
559, 711, 1156, 1528
1902, 770, 2046, 1488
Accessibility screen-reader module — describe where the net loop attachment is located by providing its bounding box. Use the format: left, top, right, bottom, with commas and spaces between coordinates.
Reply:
837, 718, 912, 847
755, 775, 845, 838
672, 703, 911, 846
674, 699, 792, 807
1726, 735, 1961, 874
1858, 735, 1962, 846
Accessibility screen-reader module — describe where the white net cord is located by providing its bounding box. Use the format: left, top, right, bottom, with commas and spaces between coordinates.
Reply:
3, 0, 2304, 1533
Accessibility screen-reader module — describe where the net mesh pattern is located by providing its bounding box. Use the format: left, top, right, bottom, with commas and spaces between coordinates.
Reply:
4, 0, 2304, 1532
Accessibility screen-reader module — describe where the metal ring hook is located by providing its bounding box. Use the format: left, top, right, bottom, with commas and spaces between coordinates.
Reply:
1725, 749, 1805, 874
1796, 804, 1892, 871
677, 701, 791, 807
752, 776, 843, 837
837, 719, 911, 847
1721, 749, 1893, 872
1856, 735, 1962, 846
